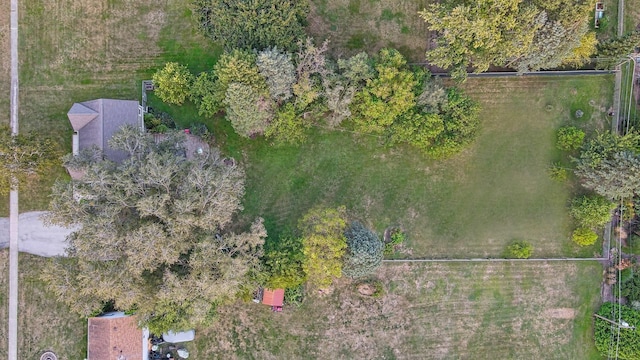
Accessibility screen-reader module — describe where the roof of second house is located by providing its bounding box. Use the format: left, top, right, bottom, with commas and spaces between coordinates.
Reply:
67, 99, 140, 163
262, 288, 285, 307
87, 312, 145, 360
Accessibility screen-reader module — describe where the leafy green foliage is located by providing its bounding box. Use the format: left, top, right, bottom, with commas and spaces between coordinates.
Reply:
42, 127, 266, 333
342, 222, 384, 278
284, 285, 305, 306
299, 206, 348, 289
153, 62, 194, 105
0, 126, 61, 194
569, 195, 615, 228
213, 50, 267, 111
597, 31, 640, 69
556, 126, 585, 151
224, 83, 274, 138
622, 273, 640, 302
506, 240, 533, 258
264, 236, 306, 289
257, 47, 296, 102
265, 103, 310, 145
420, 0, 539, 79
351, 48, 418, 133
384, 229, 406, 256
576, 151, 640, 200
548, 163, 568, 181
572, 227, 598, 246
427, 88, 480, 158
189, 71, 219, 117
595, 303, 640, 359
194, 0, 309, 51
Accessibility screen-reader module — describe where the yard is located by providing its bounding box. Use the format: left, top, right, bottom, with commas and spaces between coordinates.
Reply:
0, 0, 221, 216
307, 0, 430, 61
216, 75, 613, 259
192, 261, 603, 359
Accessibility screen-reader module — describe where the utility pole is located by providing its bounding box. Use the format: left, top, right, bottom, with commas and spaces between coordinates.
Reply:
594, 313, 636, 330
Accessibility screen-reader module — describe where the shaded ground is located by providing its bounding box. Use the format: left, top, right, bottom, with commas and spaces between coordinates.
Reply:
192, 262, 602, 359
229, 76, 613, 259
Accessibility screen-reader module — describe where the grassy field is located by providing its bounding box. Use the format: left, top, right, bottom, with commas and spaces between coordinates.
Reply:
307, 0, 430, 61
191, 261, 602, 359
217, 75, 613, 259
2, 0, 221, 216
17, 254, 86, 359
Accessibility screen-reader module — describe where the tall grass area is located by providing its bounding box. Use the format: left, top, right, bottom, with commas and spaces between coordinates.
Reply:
191, 262, 602, 359
215, 76, 613, 258
6, 0, 221, 216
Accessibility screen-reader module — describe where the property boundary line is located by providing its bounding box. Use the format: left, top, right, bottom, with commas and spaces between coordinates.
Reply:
383, 257, 605, 263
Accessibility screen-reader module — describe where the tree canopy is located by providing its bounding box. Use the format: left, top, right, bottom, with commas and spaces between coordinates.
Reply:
420, 0, 595, 79
152, 62, 194, 105
194, 0, 309, 51
0, 126, 60, 194
595, 303, 640, 359
299, 206, 348, 289
43, 126, 265, 333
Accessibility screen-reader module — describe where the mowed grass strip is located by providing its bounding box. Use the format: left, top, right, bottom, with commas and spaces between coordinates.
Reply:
6, 0, 220, 216
16, 254, 86, 359
191, 261, 602, 359
233, 75, 613, 258
0, 0, 9, 127
307, 0, 430, 61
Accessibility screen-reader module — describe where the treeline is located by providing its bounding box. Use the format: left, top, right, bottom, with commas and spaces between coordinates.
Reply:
154, 43, 480, 158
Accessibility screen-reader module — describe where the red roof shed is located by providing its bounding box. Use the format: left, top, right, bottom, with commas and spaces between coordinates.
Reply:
262, 288, 285, 307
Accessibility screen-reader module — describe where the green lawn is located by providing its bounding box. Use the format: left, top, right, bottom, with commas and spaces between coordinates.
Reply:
192, 261, 603, 359
212, 75, 613, 258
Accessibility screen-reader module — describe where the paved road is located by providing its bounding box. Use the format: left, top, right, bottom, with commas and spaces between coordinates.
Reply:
9, 0, 19, 354
0, 212, 73, 257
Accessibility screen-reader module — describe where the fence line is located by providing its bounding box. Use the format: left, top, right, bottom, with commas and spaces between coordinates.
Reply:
383, 257, 605, 263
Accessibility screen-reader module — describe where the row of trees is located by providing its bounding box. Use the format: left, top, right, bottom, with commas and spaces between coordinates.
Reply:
420, 0, 603, 79
263, 206, 384, 291
153, 44, 480, 158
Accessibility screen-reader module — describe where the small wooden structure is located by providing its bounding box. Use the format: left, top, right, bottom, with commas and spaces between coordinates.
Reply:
262, 288, 285, 311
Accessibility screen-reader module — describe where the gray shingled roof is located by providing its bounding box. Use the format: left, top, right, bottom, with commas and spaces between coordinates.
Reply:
67, 99, 140, 167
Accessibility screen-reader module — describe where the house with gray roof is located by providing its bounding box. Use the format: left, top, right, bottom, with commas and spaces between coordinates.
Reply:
67, 99, 144, 179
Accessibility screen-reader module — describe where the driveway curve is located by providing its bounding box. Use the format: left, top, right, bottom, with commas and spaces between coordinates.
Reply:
0, 211, 74, 257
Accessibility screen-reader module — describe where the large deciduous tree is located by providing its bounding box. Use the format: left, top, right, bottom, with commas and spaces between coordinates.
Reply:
194, 0, 309, 51
570, 195, 616, 228
420, 0, 539, 79
256, 47, 296, 103
42, 126, 266, 333
299, 206, 348, 289
224, 83, 275, 138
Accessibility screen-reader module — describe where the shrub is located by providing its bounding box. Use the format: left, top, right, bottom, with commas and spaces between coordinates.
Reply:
570, 195, 615, 228
556, 126, 585, 151
284, 285, 305, 307
572, 227, 598, 246
342, 222, 384, 278
548, 163, 568, 181
152, 62, 194, 105
224, 83, 274, 138
265, 103, 310, 145
264, 236, 306, 289
384, 229, 406, 256
506, 241, 533, 259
